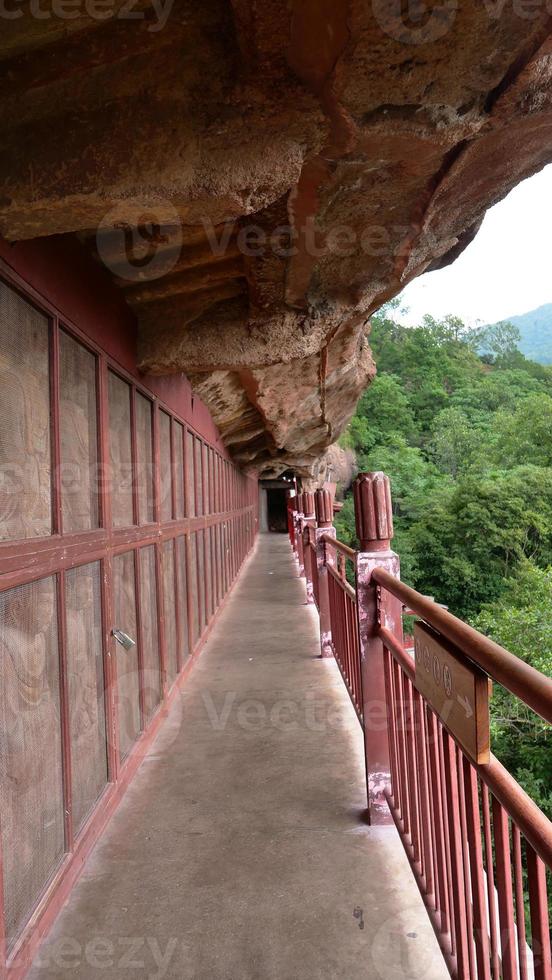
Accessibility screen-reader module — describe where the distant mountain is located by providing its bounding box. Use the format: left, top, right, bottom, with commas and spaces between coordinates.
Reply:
488, 304, 552, 364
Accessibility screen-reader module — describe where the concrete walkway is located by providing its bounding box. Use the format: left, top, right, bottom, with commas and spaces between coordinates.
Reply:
31, 536, 447, 980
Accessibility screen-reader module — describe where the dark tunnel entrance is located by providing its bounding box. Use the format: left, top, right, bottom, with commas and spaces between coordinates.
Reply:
266, 488, 288, 533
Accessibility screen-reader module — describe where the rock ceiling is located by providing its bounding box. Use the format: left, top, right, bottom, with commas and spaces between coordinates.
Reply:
1, 1, 551, 476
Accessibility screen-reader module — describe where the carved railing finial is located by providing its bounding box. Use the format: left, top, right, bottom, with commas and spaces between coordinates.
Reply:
302, 491, 315, 519
353, 472, 394, 550
314, 488, 333, 527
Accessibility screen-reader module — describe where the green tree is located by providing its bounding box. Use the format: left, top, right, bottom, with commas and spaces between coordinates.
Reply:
474, 561, 552, 818
410, 465, 552, 618
490, 393, 552, 469
476, 320, 522, 363
428, 407, 483, 476
348, 375, 417, 455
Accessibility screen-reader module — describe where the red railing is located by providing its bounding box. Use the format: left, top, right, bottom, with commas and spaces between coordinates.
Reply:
325, 538, 363, 721
289, 473, 552, 980
378, 573, 552, 980
303, 524, 319, 610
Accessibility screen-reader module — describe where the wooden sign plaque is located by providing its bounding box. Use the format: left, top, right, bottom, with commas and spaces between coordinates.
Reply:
414, 621, 490, 764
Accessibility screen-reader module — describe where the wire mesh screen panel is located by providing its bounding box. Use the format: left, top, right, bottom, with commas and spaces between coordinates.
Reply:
159, 412, 172, 522
112, 551, 140, 761
65, 562, 108, 834
211, 450, 216, 512
161, 540, 178, 687
0, 280, 52, 541
195, 439, 203, 516
186, 432, 195, 518
203, 444, 210, 515
197, 529, 206, 634
211, 526, 217, 610
59, 331, 99, 533
211, 527, 217, 613
222, 522, 229, 596
108, 373, 133, 528
135, 392, 154, 524
205, 527, 213, 622
0, 577, 64, 949
176, 536, 189, 662
212, 455, 217, 514
138, 546, 161, 721
188, 533, 199, 646
174, 422, 185, 520
218, 524, 225, 602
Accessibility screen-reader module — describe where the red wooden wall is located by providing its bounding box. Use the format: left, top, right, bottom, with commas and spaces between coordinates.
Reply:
0, 235, 258, 979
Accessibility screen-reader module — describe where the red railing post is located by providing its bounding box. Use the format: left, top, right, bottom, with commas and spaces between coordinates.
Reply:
353, 471, 402, 825
296, 491, 314, 578
286, 492, 297, 549
303, 523, 315, 603
301, 492, 316, 598
295, 492, 305, 572
315, 488, 335, 658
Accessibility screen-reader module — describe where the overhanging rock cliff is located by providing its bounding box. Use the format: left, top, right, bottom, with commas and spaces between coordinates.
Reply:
1, 1, 551, 475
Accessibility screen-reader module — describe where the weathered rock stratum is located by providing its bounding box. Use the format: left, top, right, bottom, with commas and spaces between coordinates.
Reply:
1, 1, 551, 475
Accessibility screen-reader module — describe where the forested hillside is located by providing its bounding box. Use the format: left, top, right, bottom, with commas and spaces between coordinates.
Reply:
336, 304, 552, 816
486, 303, 552, 364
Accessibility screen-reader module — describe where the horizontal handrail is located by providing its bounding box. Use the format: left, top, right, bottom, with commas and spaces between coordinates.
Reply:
483, 754, 552, 869
320, 533, 357, 560
380, 623, 552, 868
379, 624, 414, 682
328, 562, 356, 601
373, 566, 552, 725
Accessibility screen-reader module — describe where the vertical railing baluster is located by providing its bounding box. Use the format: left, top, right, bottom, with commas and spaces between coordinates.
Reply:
442, 730, 470, 978
512, 825, 528, 980
427, 710, 451, 941
395, 659, 411, 840
463, 760, 491, 980
439, 724, 457, 958
526, 844, 552, 980
481, 783, 501, 980
383, 648, 400, 809
403, 673, 421, 865
492, 796, 518, 980
456, 744, 476, 979
414, 689, 434, 900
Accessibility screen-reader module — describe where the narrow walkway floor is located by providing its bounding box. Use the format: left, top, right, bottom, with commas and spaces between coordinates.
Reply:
31, 536, 447, 980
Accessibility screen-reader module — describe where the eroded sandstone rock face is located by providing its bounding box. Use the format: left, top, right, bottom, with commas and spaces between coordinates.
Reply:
1, 2, 551, 475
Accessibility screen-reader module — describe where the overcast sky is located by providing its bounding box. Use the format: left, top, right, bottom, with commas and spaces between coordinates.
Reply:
397, 164, 552, 327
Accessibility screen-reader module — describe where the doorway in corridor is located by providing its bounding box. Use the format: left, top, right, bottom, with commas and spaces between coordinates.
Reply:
266, 488, 287, 532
